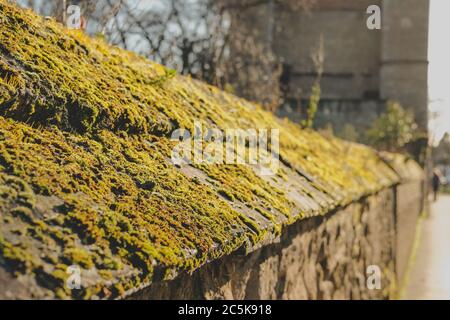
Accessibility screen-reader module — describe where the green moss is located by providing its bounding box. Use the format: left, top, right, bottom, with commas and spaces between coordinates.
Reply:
63, 248, 94, 269
0, 233, 36, 274
0, 0, 406, 300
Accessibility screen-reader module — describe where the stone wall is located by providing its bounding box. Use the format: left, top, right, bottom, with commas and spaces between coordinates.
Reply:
380, 0, 430, 130
229, 0, 429, 132
0, 2, 426, 300
274, 1, 381, 101
277, 99, 385, 134
395, 181, 424, 285
130, 181, 424, 300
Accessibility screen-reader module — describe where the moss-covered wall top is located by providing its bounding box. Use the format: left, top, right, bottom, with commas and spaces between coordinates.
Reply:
0, 1, 421, 299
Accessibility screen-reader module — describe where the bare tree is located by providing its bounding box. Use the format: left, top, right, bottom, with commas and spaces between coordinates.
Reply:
18, 0, 316, 112
216, 0, 317, 110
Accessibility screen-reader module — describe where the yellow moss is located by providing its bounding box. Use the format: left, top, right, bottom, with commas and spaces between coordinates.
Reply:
63, 248, 94, 269
0, 0, 405, 299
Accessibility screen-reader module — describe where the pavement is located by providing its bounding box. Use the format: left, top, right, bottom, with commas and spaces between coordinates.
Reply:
402, 195, 450, 300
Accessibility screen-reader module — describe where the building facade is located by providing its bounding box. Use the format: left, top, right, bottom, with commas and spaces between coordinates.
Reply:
230, 0, 429, 136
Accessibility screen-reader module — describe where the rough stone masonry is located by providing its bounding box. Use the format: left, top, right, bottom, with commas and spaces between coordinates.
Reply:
0, 1, 424, 300
131, 176, 423, 300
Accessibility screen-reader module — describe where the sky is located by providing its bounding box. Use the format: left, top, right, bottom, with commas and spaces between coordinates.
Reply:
428, 0, 450, 144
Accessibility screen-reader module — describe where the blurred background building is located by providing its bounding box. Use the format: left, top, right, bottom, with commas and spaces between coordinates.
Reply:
229, 0, 429, 137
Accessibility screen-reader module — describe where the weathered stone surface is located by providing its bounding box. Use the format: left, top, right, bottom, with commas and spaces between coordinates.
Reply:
132, 185, 423, 300
0, 1, 424, 300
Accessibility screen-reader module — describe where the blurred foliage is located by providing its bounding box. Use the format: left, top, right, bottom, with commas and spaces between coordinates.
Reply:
301, 34, 323, 128
365, 101, 418, 152
17, 0, 316, 112
338, 124, 359, 142
301, 83, 320, 129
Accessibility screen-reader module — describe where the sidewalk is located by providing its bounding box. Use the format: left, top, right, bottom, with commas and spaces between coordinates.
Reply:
402, 195, 450, 299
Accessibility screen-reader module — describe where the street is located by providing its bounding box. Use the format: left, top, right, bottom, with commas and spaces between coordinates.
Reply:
403, 195, 450, 299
